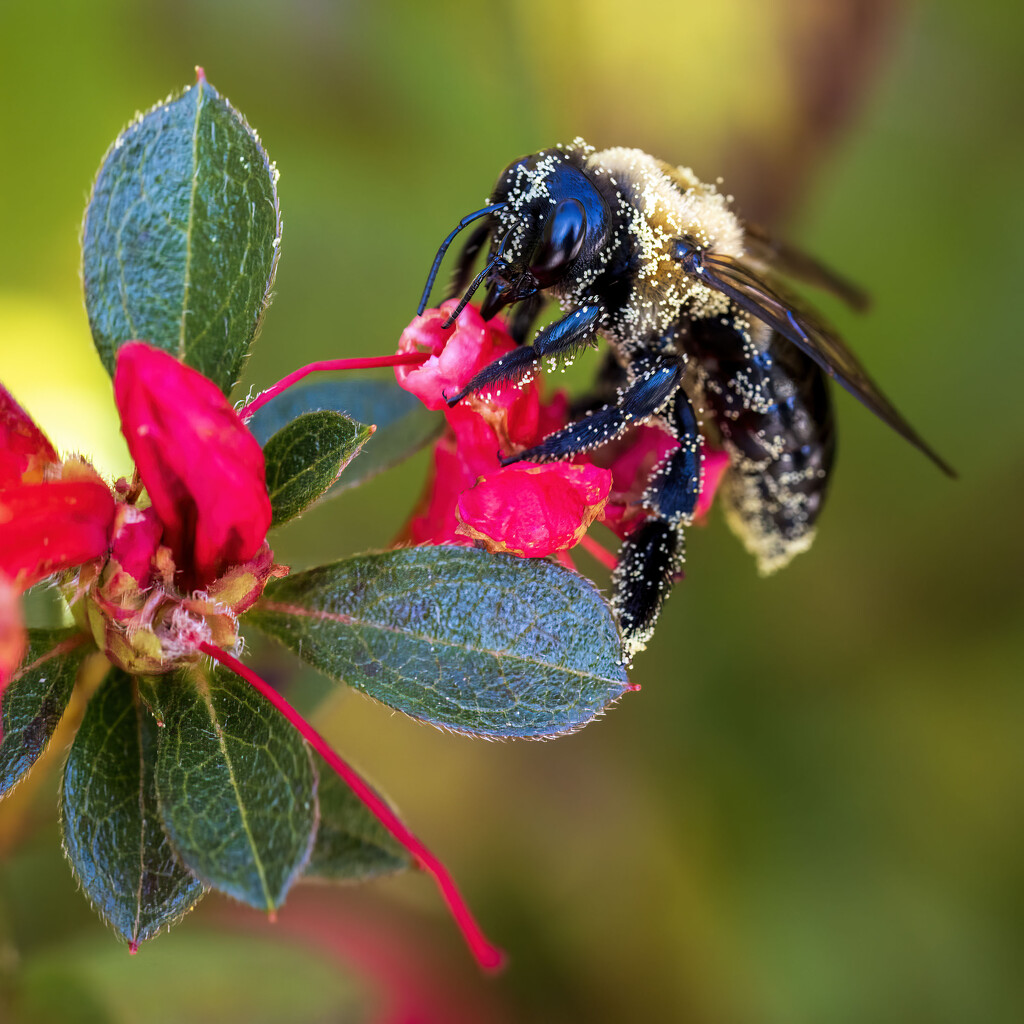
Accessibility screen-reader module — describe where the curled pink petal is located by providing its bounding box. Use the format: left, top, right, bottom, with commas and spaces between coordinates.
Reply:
0, 575, 26, 703
0, 383, 59, 488
598, 425, 679, 539
0, 480, 115, 591
457, 463, 611, 556
107, 504, 163, 588
395, 303, 517, 412
696, 446, 730, 520
114, 343, 271, 591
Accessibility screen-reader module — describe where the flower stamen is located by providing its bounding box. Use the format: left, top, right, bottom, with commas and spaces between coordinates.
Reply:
239, 353, 431, 423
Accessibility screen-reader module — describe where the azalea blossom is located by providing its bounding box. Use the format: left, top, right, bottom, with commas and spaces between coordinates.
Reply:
0, 343, 282, 687
393, 302, 729, 565
0, 341, 502, 970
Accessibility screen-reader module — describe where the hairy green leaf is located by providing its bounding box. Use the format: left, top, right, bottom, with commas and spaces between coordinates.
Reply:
61, 670, 206, 946
305, 755, 410, 881
247, 378, 442, 494
82, 75, 281, 393
1, 629, 87, 798
264, 410, 373, 527
143, 665, 317, 911
249, 547, 630, 738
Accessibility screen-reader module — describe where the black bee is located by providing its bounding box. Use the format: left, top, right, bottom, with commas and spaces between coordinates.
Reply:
416, 140, 953, 659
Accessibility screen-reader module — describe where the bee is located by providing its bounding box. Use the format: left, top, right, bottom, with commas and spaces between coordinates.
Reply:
416, 140, 953, 658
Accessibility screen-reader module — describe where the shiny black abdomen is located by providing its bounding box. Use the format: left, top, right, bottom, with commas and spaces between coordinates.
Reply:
686, 313, 836, 556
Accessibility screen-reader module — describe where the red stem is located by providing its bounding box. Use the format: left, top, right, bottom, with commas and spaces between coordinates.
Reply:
579, 533, 618, 572
239, 353, 430, 422
198, 641, 506, 972
553, 548, 576, 572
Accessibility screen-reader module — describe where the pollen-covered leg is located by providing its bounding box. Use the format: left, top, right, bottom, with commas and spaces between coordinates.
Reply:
446, 304, 602, 406
611, 518, 683, 659
502, 353, 682, 465
642, 390, 702, 526
611, 388, 702, 657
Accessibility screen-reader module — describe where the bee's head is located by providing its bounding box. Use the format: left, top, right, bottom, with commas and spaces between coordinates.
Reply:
478, 149, 610, 319
415, 145, 612, 328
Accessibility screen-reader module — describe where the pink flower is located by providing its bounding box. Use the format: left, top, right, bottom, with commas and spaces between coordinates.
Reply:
396, 303, 612, 556
2, 342, 502, 969
115, 342, 272, 591
395, 304, 729, 562
0, 384, 115, 685
0, 343, 281, 687
0, 383, 58, 485
457, 463, 609, 556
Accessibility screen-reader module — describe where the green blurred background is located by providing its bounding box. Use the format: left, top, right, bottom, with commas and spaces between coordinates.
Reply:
1, 1, 1022, 1021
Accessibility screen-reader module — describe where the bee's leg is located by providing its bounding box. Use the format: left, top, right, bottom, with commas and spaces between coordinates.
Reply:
611, 519, 681, 660
446, 304, 603, 406
641, 390, 702, 528
611, 389, 702, 658
500, 353, 681, 464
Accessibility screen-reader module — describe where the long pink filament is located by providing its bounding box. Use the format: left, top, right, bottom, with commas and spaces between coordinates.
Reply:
579, 533, 618, 572
239, 353, 430, 422
198, 641, 506, 971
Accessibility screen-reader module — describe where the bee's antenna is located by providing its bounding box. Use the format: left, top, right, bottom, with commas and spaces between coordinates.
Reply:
441, 228, 513, 329
417, 203, 506, 315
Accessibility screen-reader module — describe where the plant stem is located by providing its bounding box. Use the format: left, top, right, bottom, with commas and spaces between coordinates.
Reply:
198, 641, 506, 972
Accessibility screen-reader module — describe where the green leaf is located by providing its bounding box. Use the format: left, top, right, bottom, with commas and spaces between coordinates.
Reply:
60, 670, 206, 946
248, 546, 630, 738
1, 629, 87, 798
82, 75, 281, 394
142, 665, 317, 911
264, 410, 373, 527
247, 379, 443, 494
305, 755, 411, 881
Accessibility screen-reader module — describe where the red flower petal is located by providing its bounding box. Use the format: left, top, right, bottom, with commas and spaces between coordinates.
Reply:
402, 435, 477, 547
598, 425, 679, 538
0, 480, 115, 590
114, 343, 271, 591
0, 574, 26, 697
457, 462, 611, 557
696, 446, 730, 520
107, 504, 164, 587
395, 304, 516, 411
0, 383, 59, 488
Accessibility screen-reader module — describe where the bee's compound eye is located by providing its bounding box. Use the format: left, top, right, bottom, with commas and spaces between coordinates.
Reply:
529, 198, 587, 286
672, 235, 702, 273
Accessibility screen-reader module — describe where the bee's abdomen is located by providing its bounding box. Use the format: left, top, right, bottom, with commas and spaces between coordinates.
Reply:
687, 313, 836, 574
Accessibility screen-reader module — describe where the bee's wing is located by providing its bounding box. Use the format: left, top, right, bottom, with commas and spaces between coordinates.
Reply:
699, 253, 956, 477
741, 223, 870, 312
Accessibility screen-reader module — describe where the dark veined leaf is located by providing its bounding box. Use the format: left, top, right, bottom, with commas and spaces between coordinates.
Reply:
61, 670, 206, 946
305, 754, 410, 881
247, 378, 443, 494
140, 664, 317, 911
248, 546, 630, 738
82, 73, 281, 394
1, 629, 88, 798
264, 410, 373, 527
